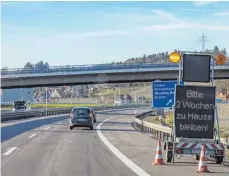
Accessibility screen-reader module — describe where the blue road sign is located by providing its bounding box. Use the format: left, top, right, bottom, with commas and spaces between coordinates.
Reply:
152, 81, 184, 108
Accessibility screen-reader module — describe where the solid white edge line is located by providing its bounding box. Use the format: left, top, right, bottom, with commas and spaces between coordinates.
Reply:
96, 116, 151, 176
44, 126, 50, 130
4, 147, 18, 156
28, 134, 37, 138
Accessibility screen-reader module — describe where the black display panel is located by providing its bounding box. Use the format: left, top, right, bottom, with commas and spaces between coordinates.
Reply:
182, 54, 211, 82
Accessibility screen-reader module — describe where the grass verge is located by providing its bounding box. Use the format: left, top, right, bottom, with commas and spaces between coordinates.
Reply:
144, 116, 160, 124
1, 107, 11, 110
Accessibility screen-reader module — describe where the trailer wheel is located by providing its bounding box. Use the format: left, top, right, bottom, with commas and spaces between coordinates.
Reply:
194, 155, 200, 160
215, 156, 223, 164
167, 151, 172, 162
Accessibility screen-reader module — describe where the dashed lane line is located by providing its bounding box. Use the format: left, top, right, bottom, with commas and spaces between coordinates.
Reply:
44, 126, 50, 130
3, 147, 18, 156
28, 134, 37, 138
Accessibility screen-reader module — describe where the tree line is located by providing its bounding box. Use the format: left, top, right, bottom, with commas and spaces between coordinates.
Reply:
1, 46, 228, 70
123, 46, 227, 64
23, 61, 50, 70
1, 61, 49, 71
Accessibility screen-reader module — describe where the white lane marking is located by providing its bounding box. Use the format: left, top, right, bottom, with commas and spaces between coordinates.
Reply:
96, 116, 151, 176
28, 134, 37, 138
44, 126, 50, 130
1, 114, 67, 128
4, 147, 18, 156
57, 122, 62, 125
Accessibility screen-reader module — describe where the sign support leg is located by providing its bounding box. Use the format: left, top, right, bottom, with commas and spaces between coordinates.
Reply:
172, 142, 175, 164
172, 105, 176, 164
211, 57, 220, 143
211, 56, 215, 86
215, 105, 221, 143
178, 55, 183, 84
178, 59, 181, 84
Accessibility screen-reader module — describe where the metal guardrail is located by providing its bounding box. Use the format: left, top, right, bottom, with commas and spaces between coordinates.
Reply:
1, 104, 148, 122
1, 108, 70, 122
135, 110, 172, 142
1, 61, 229, 75
134, 111, 229, 166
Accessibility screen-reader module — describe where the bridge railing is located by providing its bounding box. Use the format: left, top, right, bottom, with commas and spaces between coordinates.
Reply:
0, 62, 175, 75
2, 62, 228, 75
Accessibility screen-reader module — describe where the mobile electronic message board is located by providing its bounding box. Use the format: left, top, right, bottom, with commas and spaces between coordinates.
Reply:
174, 85, 216, 139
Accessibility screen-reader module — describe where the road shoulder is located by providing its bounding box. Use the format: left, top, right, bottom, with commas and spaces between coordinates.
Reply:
100, 115, 229, 176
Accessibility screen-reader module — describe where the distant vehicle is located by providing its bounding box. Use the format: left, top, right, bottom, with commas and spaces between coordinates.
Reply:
12, 100, 30, 112
89, 108, 97, 123
69, 107, 94, 130
216, 98, 224, 103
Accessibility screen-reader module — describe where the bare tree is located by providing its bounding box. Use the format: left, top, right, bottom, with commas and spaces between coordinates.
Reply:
221, 48, 227, 55
215, 80, 229, 101
213, 46, 220, 54
1, 66, 8, 71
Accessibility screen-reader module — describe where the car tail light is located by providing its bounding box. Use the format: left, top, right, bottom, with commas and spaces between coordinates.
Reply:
70, 113, 73, 119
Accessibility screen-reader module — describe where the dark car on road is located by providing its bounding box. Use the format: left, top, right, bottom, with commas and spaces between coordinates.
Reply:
12, 100, 29, 112
69, 107, 94, 130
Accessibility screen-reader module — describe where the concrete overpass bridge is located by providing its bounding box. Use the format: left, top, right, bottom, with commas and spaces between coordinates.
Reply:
1, 62, 229, 89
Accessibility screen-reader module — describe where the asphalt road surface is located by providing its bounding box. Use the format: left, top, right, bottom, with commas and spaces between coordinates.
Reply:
1, 108, 229, 176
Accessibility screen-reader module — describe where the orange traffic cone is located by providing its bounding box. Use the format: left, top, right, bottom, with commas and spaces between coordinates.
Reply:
152, 140, 164, 165
196, 144, 209, 173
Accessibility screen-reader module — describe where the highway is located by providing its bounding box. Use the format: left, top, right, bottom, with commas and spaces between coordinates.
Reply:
1, 108, 228, 176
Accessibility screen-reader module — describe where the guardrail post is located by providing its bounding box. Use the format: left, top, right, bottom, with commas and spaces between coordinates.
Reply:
134, 110, 175, 144
141, 118, 144, 132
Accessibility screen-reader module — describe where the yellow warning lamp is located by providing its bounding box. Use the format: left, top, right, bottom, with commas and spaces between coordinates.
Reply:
215, 53, 226, 65
169, 52, 181, 63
